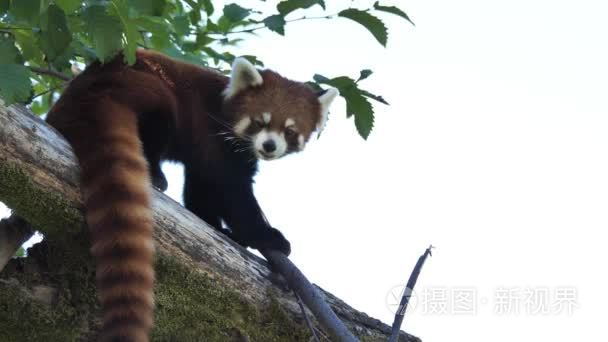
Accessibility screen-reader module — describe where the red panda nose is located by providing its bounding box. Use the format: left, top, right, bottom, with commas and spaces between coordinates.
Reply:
262, 140, 276, 153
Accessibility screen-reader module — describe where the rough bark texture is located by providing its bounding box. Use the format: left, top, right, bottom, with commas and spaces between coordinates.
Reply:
0, 215, 33, 270
0, 101, 420, 342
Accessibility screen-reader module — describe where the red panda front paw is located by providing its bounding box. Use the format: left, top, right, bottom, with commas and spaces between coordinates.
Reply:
264, 227, 292, 256
151, 169, 168, 192
248, 227, 292, 256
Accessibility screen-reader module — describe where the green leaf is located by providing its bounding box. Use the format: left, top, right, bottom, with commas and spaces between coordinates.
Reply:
14, 30, 43, 63
185, 0, 213, 16
202, 47, 235, 64
338, 9, 387, 47
135, 16, 171, 49
263, 14, 286, 35
71, 39, 97, 63
161, 43, 206, 66
173, 15, 190, 36
373, 1, 414, 26
181, 41, 197, 52
150, 34, 170, 49
189, 8, 201, 25
305, 81, 322, 92
49, 43, 74, 71
135, 16, 168, 32
277, 0, 325, 16
0, 37, 22, 64
313, 74, 331, 84
195, 31, 214, 47
204, 19, 220, 33
55, 0, 81, 13
39, 5, 72, 62
129, 0, 166, 16
240, 55, 264, 67
217, 16, 233, 33
123, 35, 140, 58
314, 75, 356, 90
216, 16, 252, 34
109, 0, 139, 65
351, 96, 374, 139
357, 69, 372, 82
30, 98, 50, 115
223, 3, 249, 22
83, 5, 124, 63
201, 0, 214, 15
0, 0, 10, 15
10, 0, 41, 24
0, 64, 32, 105
314, 74, 375, 139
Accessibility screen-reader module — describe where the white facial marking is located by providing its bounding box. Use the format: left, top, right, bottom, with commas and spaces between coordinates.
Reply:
222, 57, 263, 99
233, 117, 251, 136
263, 112, 271, 124
285, 118, 295, 127
297, 134, 304, 151
253, 129, 287, 160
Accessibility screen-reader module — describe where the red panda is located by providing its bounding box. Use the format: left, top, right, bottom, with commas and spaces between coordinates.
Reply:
45, 49, 338, 342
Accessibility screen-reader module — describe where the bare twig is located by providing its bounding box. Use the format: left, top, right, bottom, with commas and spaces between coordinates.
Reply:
0, 26, 34, 32
223, 14, 336, 35
388, 245, 434, 342
28, 66, 72, 82
293, 289, 320, 342
32, 83, 67, 101
262, 249, 359, 342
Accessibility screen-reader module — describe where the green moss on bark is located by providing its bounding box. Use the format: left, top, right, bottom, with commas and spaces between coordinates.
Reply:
0, 280, 82, 342
0, 163, 311, 341
153, 256, 310, 341
0, 237, 311, 341
0, 162, 83, 236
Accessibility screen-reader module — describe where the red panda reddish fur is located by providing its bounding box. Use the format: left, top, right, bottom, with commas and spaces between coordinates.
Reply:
45, 49, 333, 341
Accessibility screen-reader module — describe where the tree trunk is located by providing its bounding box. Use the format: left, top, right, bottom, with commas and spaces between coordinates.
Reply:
0, 101, 419, 342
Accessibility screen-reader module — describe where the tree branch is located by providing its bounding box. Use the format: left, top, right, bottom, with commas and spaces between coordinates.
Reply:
263, 249, 358, 342
0, 215, 34, 271
28, 66, 72, 82
0, 101, 420, 342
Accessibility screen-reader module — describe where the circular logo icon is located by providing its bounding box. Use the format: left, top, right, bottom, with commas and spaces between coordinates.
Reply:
385, 284, 418, 315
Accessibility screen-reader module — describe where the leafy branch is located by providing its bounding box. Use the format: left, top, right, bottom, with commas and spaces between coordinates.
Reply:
223, 14, 336, 35
0, 0, 413, 140
312, 70, 388, 140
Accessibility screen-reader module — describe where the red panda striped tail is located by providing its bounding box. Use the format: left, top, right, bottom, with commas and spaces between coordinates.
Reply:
51, 100, 155, 342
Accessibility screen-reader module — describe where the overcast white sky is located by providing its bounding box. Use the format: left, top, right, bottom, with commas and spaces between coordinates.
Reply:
3, 0, 608, 340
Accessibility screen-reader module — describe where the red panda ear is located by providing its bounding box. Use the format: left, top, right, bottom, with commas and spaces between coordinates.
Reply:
223, 57, 263, 99
316, 88, 339, 135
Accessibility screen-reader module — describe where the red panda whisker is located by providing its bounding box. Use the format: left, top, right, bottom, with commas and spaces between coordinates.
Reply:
211, 131, 232, 137
206, 112, 234, 131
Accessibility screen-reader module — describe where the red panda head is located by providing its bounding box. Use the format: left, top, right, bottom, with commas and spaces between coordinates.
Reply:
222, 57, 338, 160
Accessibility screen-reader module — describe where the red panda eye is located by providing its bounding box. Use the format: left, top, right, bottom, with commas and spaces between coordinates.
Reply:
253, 120, 264, 129
285, 128, 297, 137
